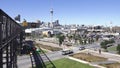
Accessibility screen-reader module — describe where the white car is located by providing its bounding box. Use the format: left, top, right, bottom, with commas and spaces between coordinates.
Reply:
62, 49, 73, 55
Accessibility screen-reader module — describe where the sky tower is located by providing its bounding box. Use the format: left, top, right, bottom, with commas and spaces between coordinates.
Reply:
50, 8, 53, 28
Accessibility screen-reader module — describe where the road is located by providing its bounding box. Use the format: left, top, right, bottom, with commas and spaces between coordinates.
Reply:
17, 36, 120, 68
17, 55, 31, 68
17, 39, 101, 68
42, 51, 65, 62
38, 41, 101, 63
33, 38, 102, 61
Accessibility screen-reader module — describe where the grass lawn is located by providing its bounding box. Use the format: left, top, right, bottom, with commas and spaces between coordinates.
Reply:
46, 58, 94, 68
107, 46, 117, 51
100, 63, 120, 68
39, 49, 47, 54
70, 53, 107, 62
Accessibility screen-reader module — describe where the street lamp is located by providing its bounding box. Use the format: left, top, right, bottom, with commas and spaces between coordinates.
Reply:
29, 52, 34, 68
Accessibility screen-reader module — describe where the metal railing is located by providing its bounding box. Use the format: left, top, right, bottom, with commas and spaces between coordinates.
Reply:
0, 9, 24, 68
34, 44, 56, 68
39, 47, 56, 68
25, 40, 56, 68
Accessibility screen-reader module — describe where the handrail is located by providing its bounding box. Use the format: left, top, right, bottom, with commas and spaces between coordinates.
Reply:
38, 46, 56, 68
0, 32, 21, 50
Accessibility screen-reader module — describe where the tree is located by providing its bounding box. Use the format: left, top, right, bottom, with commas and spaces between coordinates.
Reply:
100, 41, 108, 50
84, 39, 87, 44
67, 35, 73, 42
22, 19, 28, 28
91, 38, 94, 43
48, 31, 52, 37
56, 34, 65, 46
79, 38, 83, 44
88, 38, 91, 44
109, 39, 115, 43
100, 40, 115, 51
95, 35, 99, 41
117, 44, 120, 54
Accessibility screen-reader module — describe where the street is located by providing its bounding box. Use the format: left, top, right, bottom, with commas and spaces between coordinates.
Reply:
17, 55, 31, 68
17, 38, 120, 68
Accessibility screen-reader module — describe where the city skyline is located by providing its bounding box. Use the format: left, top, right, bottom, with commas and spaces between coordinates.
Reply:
0, 0, 120, 26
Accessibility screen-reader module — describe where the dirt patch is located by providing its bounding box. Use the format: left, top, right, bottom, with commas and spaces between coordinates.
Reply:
100, 63, 120, 68
36, 43, 62, 51
70, 53, 107, 62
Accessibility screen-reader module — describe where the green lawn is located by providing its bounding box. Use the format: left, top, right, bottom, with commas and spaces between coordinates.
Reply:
46, 58, 94, 68
34, 48, 47, 54
40, 49, 47, 53
107, 46, 117, 51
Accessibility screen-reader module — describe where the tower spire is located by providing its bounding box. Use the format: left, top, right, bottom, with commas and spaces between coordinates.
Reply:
50, 8, 53, 28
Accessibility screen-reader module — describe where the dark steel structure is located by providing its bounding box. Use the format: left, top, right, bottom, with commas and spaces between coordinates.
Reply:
0, 9, 24, 68
25, 40, 56, 68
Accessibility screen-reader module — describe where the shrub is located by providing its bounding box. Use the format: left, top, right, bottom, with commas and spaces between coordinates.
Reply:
100, 41, 108, 49
117, 44, 120, 54
100, 40, 115, 50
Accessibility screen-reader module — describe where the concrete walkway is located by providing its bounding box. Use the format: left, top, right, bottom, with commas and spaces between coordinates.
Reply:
91, 61, 117, 65
68, 57, 106, 68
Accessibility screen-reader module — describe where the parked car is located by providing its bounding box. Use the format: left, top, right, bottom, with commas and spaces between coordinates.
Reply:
79, 46, 85, 50
106, 44, 113, 47
62, 49, 73, 55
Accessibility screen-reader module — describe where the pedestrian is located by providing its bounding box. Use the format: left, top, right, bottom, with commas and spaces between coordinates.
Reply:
99, 49, 101, 54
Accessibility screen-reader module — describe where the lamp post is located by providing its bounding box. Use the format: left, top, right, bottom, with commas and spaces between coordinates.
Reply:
30, 52, 34, 68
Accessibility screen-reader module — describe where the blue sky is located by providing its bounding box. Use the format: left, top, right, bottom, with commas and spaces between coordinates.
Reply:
0, 0, 120, 26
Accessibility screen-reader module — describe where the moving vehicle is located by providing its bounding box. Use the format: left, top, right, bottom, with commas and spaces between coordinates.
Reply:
79, 46, 85, 50
62, 49, 73, 55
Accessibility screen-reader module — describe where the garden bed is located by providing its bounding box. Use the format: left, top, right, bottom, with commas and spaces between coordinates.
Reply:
70, 53, 107, 62
36, 43, 62, 51
100, 63, 120, 68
